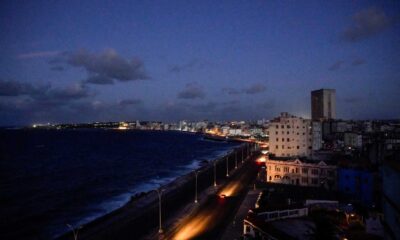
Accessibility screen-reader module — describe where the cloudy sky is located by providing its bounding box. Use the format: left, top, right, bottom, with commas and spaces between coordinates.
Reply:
0, 0, 399, 125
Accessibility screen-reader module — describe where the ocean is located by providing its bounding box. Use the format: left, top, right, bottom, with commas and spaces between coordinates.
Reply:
0, 129, 240, 239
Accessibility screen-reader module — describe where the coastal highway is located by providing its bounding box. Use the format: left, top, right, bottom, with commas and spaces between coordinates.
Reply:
162, 156, 260, 240
58, 144, 258, 240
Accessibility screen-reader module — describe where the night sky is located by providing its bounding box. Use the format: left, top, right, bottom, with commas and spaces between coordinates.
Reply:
0, 1, 399, 125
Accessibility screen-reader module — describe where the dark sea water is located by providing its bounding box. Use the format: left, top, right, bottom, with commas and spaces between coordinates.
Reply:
0, 129, 240, 239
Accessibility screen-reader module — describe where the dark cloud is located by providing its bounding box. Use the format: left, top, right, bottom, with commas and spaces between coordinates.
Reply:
177, 83, 205, 99
222, 87, 241, 95
342, 7, 392, 42
328, 60, 344, 71
352, 58, 366, 66
243, 83, 266, 94
50, 66, 65, 71
50, 49, 149, 84
119, 99, 142, 106
0, 80, 90, 105
169, 60, 198, 73
86, 75, 114, 85
37, 84, 90, 101
17, 51, 60, 60
222, 84, 267, 95
221, 100, 240, 105
0, 79, 49, 96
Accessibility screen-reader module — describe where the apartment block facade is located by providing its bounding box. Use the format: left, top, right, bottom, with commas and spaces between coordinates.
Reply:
266, 157, 337, 189
268, 112, 312, 157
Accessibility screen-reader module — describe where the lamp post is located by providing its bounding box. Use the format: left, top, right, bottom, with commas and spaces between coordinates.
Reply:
241, 147, 244, 164
235, 150, 238, 169
66, 224, 81, 240
155, 188, 164, 233
213, 160, 217, 187
194, 171, 199, 203
226, 156, 229, 177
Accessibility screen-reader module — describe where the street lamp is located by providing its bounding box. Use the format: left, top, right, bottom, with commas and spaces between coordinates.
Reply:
213, 160, 217, 187
194, 171, 199, 203
226, 156, 229, 177
235, 150, 238, 169
155, 188, 164, 233
241, 147, 244, 164
66, 224, 81, 240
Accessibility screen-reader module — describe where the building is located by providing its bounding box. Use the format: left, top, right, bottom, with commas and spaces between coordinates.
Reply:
311, 89, 336, 120
337, 167, 376, 207
244, 185, 340, 240
312, 121, 322, 151
268, 112, 312, 157
265, 157, 337, 189
381, 156, 400, 240
344, 132, 363, 149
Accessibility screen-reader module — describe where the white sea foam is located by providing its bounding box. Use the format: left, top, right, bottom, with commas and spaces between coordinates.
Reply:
59, 145, 239, 238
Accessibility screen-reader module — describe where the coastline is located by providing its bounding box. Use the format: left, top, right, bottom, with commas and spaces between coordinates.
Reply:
57, 142, 252, 240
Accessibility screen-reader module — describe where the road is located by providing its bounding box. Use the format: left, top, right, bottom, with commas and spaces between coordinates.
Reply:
162, 156, 260, 240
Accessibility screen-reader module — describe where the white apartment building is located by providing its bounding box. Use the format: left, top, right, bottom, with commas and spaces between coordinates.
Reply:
312, 121, 322, 151
265, 157, 337, 189
268, 112, 312, 157
228, 128, 242, 136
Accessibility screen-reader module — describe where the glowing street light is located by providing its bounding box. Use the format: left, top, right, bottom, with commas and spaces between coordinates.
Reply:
194, 171, 199, 203
66, 224, 81, 240
241, 147, 244, 164
235, 150, 238, 169
226, 156, 229, 177
155, 188, 164, 233
213, 160, 217, 187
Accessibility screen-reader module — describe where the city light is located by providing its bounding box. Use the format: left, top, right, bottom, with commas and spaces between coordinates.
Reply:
172, 210, 214, 240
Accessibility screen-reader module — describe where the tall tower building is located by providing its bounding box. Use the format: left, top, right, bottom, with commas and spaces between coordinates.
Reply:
311, 89, 336, 120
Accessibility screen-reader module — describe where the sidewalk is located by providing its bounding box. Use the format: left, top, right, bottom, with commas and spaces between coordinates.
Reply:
220, 188, 262, 240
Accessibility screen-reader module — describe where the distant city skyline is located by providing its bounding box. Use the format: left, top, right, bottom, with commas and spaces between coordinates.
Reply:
0, 1, 399, 125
